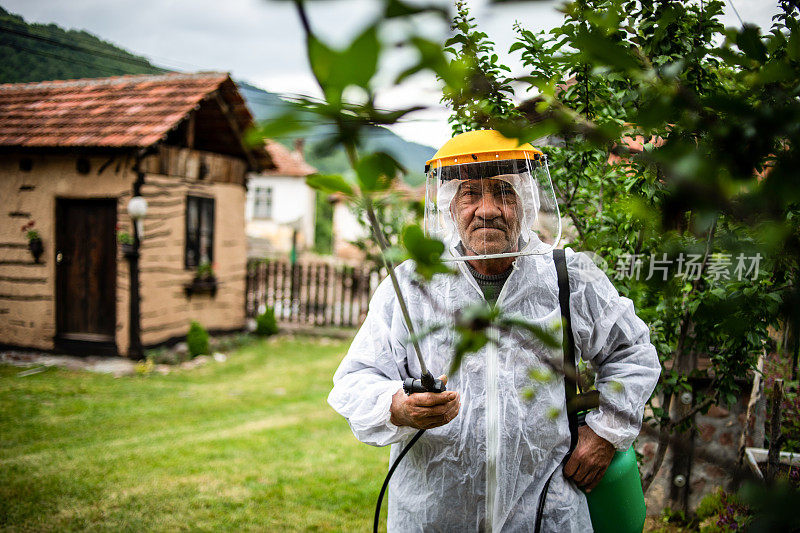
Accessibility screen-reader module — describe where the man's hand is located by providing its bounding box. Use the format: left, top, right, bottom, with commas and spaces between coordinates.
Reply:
564, 425, 615, 492
390, 375, 460, 429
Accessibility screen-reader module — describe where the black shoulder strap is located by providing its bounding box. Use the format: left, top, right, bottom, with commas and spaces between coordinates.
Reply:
553, 249, 579, 455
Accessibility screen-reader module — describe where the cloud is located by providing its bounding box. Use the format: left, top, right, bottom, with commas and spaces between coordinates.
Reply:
2, 0, 784, 148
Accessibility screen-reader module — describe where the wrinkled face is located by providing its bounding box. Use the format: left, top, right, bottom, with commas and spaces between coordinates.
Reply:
451, 178, 522, 256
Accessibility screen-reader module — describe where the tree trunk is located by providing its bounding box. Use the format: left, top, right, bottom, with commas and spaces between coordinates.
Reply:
737, 351, 765, 467
766, 379, 784, 484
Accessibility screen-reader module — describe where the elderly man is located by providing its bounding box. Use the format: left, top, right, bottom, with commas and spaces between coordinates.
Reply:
328, 130, 660, 531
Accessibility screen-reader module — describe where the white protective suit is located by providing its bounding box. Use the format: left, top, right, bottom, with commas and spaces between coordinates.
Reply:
328, 249, 660, 532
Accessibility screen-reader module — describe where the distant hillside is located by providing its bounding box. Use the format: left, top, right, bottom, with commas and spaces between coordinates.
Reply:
0, 7, 436, 183
0, 7, 163, 82
237, 83, 435, 184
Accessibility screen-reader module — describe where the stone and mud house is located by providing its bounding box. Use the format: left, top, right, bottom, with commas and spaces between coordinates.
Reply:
0, 72, 272, 357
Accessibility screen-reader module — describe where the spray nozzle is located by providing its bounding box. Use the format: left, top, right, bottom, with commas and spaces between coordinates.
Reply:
403, 371, 446, 395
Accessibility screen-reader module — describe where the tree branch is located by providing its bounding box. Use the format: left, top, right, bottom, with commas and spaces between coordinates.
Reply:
642, 392, 673, 492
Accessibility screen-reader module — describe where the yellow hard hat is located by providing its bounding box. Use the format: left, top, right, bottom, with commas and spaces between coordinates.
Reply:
425, 129, 543, 170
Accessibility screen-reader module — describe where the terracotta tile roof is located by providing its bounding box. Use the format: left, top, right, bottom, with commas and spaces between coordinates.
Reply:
262, 139, 316, 177
0, 72, 272, 170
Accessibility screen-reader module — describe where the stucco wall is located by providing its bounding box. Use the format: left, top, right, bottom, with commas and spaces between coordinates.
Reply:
0, 152, 133, 351
137, 172, 247, 348
245, 174, 315, 253
1, 148, 248, 355
332, 201, 369, 260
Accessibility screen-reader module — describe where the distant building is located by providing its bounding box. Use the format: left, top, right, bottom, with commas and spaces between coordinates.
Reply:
331, 181, 424, 261
246, 139, 316, 258
0, 72, 271, 356
332, 198, 369, 261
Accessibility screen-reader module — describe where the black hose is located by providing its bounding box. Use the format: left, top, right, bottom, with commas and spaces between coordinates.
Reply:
534, 411, 589, 532
534, 467, 558, 533
373, 429, 426, 533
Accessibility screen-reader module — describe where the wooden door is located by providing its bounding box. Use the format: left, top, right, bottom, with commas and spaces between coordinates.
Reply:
55, 199, 117, 355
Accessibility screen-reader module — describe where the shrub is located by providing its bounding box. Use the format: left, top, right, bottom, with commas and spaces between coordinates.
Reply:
696, 488, 750, 532
134, 357, 154, 375
255, 308, 278, 337
186, 321, 209, 357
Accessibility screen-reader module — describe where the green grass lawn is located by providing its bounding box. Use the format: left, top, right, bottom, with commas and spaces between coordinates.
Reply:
0, 336, 390, 532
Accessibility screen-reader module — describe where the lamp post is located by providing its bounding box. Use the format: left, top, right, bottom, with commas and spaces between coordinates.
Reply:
127, 195, 147, 359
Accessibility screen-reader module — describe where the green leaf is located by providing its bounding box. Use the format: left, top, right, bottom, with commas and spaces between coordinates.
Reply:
499, 316, 560, 348
445, 34, 469, 48
509, 41, 529, 53
451, 330, 489, 374
400, 37, 465, 89
737, 24, 767, 63
364, 105, 426, 125
307, 25, 381, 102
342, 25, 380, 90
755, 61, 793, 84
497, 119, 560, 145
383, 246, 409, 265
571, 27, 639, 72
307, 35, 338, 95
384, 0, 447, 19
529, 367, 555, 383
635, 96, 673, 129
246, 110, 309, 146
306, 174, 355, 197
355, 152, 404, 192
787, 26, 800, 61
402, 224, 453, 280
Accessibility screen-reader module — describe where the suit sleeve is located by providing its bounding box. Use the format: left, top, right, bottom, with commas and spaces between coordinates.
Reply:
566, 251, 661, 450
327, 277, 418, 447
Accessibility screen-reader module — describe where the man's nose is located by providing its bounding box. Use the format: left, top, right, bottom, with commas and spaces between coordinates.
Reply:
475, 193, 502, 219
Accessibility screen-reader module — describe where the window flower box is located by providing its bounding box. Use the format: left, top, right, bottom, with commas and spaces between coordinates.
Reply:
184, 276, 218, 297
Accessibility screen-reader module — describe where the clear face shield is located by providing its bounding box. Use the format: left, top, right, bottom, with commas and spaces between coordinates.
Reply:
424, 153, 561, 261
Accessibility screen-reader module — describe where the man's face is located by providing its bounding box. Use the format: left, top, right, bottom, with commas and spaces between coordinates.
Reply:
451, 177, 522, 256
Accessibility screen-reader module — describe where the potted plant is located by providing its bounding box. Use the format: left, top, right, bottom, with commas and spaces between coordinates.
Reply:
21, 220, 43, 263
117, 224, 135, 257
196, 261, 216, 282
184, 261, 217, 297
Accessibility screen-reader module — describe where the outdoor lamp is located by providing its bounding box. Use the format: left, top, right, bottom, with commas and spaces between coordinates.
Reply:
127, 196, 148, 238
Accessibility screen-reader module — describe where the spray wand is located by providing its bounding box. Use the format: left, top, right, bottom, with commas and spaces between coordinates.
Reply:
291, 3, 444, 526
362, 193, 445, 394
362, 196, 445, 533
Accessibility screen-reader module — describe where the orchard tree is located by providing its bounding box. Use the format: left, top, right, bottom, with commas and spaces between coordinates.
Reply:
256, 0, 800, 524
506, 0, 798, 511
441, 0, 520, 134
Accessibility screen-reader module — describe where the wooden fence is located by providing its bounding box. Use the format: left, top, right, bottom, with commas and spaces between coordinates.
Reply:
245, 259, 383, 327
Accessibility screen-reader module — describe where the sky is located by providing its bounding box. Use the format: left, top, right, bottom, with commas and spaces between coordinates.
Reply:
2, 0, 782, 149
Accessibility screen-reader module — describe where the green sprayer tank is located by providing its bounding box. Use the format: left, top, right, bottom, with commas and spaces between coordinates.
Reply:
584, 446, 646, 533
